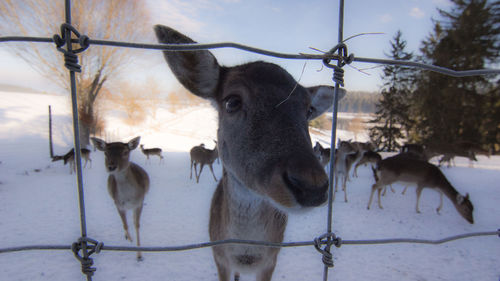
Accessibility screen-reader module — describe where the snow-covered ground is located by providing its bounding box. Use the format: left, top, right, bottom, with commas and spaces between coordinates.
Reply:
0, 90, 499, 281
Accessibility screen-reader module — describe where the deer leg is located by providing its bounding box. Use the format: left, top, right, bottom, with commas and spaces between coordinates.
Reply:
436, 192, 443, 214
190, 161, 194, 179
382, 184, 395, 196
69, 160, 75, 174
118, 209, 132, 241
376, 186, 383, 209
415, 185, 424, 213
367, 184, 378, 209
343, 174, 348, 202
214, 258, 231, 281
209, 164, 217, 182
438, 156, 444, 167
197, 164, 205, 183
134, 205, 143, 261
334, 172, 339, 193
256, 258, 277, 281
402, 185, 408, 195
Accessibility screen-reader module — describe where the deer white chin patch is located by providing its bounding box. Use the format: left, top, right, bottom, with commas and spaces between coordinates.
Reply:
265, 196, 321, 214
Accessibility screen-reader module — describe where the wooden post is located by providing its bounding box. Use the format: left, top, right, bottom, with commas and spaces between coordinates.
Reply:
49, 105, 54, 158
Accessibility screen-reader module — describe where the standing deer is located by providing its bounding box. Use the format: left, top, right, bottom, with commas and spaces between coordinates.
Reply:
423, 142, 477, 167
91, 136, 150, 261
155, 25, 340, 281
349, 141, 374, 178
52, 148, 92, 174
140, 144, 164, 164
367, 155, 474, 224
353, 150, 381, 176
333, 140, 356, 202
313, 142, 331, 168
190, 142, 219, 183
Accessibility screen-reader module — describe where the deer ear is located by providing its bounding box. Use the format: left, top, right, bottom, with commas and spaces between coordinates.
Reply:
128, 137, 141, 150
154, 25, 220, 101
91, 137, 106, 151
307, 86, 345, 120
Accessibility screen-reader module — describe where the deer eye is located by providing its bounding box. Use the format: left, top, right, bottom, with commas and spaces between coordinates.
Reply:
307, 107, 315, 119
224, 96, 242, 113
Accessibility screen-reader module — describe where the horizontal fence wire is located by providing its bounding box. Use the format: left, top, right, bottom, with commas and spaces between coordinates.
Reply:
1, 36, 500, 77
1, 230, 499, 254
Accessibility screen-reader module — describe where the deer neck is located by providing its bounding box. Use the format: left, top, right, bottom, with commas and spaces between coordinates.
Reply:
111, 163, 132, 180
437, 179, 459, 203
222, 171, 287, 240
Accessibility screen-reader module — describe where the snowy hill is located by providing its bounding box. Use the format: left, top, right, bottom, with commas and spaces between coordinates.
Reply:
0, 91, 499, 281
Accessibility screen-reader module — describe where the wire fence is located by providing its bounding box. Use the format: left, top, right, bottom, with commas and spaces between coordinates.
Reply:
0, 0, 499, 280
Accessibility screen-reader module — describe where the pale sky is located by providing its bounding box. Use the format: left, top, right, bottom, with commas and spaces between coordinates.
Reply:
0, 0, 454, 94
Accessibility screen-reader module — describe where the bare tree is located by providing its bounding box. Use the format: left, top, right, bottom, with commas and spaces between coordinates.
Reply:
0, 0, 150, 146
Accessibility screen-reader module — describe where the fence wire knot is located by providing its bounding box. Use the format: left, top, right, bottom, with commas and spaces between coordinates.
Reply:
322, 43, 354, 86
53, 23, 89, 72
314, 232, 342, 268
71, 237, 103, 278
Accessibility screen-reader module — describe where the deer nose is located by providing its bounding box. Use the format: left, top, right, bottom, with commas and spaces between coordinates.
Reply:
107, 165, 117, 172
283, 172, 328, 207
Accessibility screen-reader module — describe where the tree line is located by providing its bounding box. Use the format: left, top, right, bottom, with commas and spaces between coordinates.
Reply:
369, 0, 500, 153
338, 91, 379, 113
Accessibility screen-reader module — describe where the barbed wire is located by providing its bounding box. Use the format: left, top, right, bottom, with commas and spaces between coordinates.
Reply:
1, 230, 498, 255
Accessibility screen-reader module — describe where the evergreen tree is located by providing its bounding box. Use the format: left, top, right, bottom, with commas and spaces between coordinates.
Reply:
369, 30, 414, 151
413, 0, 500, 146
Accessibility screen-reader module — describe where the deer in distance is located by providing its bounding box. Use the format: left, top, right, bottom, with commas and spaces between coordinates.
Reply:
52, 148, 92, 174
91, 136, 150, 261
333, 140, 356, 202
313, 142, 331, 168
402, 142, 479, 168
367, 154, 474, 224
140, 144, 164, 164
155, 24, 341, 281
349, 141, 374, 178
353, 150, 381, 176
190, 142, 219, 183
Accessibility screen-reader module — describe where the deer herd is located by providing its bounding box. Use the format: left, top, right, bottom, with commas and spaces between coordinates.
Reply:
46, 25, 487, 280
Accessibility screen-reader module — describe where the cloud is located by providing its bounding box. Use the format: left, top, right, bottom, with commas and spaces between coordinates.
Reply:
409, 7, 425, 19
380, 14, 393, 23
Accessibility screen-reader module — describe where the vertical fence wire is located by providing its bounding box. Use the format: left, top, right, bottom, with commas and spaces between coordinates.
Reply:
324, 1, 345, 280
62, 0, 91, 280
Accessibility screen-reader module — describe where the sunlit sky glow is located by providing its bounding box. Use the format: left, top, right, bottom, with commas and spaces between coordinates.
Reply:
0, 0, 455, 94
